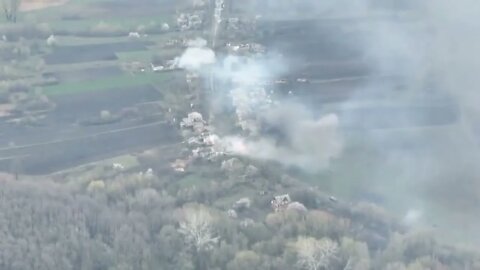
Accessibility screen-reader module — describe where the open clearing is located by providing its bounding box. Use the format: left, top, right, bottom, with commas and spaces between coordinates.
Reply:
44, 41, 153, 64
44, 65, 123, 83
50, 84, 162, 121
0, 121, 179, 175
43, 72, 167, 95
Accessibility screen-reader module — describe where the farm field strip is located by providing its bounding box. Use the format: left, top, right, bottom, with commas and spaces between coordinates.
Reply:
43, 72, 168, 95
45, 65, 124, 83
46, 15, 173, 33
0, 120, 169, 153
0, 0, 189, 176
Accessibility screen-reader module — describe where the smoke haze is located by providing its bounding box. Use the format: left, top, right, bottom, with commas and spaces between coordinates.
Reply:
208, 0, 480, 244
179, 47, 216, 71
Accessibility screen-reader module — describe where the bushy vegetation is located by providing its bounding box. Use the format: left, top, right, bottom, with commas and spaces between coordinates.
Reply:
0, 158, 478, 270
0, 22, 52, 40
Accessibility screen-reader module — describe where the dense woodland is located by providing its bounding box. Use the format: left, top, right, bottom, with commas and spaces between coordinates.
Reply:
1, 156, 480, 270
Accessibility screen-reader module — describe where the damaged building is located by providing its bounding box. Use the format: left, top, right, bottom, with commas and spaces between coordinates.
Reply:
179, 112, 225, 165
225, 42, 266, 55
177, 12, 204, 31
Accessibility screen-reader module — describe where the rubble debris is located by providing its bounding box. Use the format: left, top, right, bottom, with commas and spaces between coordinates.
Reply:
122, 61, 147, 74
161, 23, 170, 32
227, 209, 238, 219
165, 58, 180, 70
191, 145, 224, 160
137, 168, 155, 179
186, 37, 208, 48
164, 38, 184, 48
46, 34, 57, 46
226, 17, 240, 31
186, 72, 200, 85
150, 59, 179, 72
214, 0, 224, 26
230, 86, 273, 135
221, 157, 244, 173
275, 79, 288, 84
271, 194, 291, 212
151, 63, 164, 72
226, 42, 266, 55
112, 163, 124, 170
179, 112, 225, 162
171, 159, 188, 172
177, 12, 204, 31
128, 32, 141, 38
181, 112, 204, 128
233, 197, 251, 211
258, 190, 267, 196
240, 218, 255, 228
203, 134, 219, 146
187, 136, 203, 146
145, 168, 154, 178
296, 78, 309, 83
180, 112, 208, 134
192, 122, 205, 134
223, 16, 257, 38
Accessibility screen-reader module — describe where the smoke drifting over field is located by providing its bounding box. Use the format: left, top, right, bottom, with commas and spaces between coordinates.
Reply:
208, 0, 480, 242
224, 107, 343, 172
212, 53, 343, 172
179, 47, 215, 71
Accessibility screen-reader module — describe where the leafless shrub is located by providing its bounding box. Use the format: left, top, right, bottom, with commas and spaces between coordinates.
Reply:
177, 204, 219, 251
290, 237, 339, 270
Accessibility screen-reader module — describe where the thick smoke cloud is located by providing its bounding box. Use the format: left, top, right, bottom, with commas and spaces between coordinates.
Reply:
213, 53, 343, 172
224, 106, 342, 172
216, 0, 480, 242
186, 37, 208, 48
178, 46, 216, 71
424, 0, 480, 111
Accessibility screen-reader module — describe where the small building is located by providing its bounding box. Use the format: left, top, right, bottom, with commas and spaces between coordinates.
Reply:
128, 32, 141, 38
171, 159, 187, 172
271, 194, 291, 212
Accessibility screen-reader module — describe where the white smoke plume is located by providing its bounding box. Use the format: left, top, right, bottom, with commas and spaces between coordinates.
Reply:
211, 0, 480, 245
214, 53, 343, 171
223, 111, 342, 172
186, 37, 208, 48
178, 47, 216, 71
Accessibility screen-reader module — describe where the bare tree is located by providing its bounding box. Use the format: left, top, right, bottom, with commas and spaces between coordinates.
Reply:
2, 0, 20, 23
290, 237, 339, 270
9, 156, 23, 180
177, 205, 219, 252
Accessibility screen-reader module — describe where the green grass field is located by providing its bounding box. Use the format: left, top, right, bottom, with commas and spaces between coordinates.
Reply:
116, 50, 155, 62
57, 36, 130, 45
19, 0, 174, 33
43, 72, 168, 95
45, 15, 172, 33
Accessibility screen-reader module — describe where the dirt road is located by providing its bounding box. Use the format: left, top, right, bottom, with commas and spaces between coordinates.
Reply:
20, 0, 68, 11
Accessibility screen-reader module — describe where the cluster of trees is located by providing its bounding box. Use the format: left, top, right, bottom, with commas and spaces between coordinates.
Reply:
0, 158, 479, 270
2, 0, 20, 23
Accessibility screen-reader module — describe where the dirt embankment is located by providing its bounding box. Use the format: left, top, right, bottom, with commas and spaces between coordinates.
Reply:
20, 0, 69, 11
